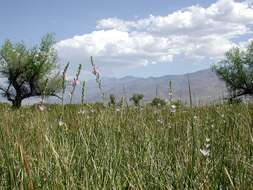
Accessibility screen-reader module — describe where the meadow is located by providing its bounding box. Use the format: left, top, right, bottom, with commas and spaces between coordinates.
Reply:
0, 102, 252, 189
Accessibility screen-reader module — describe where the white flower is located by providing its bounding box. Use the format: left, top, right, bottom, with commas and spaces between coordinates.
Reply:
206, 137, 211, 143
64, 74, 69, 81
200, 148, 210, 157
157, 119, 163, 124
194, 116, 198, 120
38, 104, 46, 112
58, 120, 65, 127
78, 109, 86, 114
116, 108, 120, 112
170, 105, 176, 113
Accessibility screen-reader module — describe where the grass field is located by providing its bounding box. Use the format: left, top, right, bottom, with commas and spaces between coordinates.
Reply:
0, 103, 252, 189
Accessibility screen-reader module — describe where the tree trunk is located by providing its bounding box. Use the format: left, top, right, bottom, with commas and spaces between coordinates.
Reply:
12, 97, 22, 108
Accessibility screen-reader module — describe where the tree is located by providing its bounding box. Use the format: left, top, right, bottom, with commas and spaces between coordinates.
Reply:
130, 94, 144, 106
213, 41, 253, 99
151, 97, 166, 107
0, 34, 62, 108
108, 94, 116, 107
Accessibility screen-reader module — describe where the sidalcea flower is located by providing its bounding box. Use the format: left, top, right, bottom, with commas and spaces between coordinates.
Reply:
200, 147, 210, 157
38, 104, 46, 112
170, 105, 176, 113
72, 78, 80, 86
206, 137, 211, 143
78, 109, 86, 114
58, 120, 66, 127
64, 74, 69, 81
157, 119, 163, 124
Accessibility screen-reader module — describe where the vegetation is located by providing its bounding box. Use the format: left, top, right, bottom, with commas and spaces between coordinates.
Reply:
151, 97, 167, 107
108, 94, 116, 107
0, 103, 252, 189
0, 34, 252, 190
213, 41, 253, 99
130, 93, 144, 106
0, 34, 61, 108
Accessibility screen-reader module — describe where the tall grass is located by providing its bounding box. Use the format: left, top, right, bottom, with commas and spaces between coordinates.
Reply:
0, 103, 252, 189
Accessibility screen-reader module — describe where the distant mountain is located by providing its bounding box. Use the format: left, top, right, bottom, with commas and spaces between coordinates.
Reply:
55, 69, 227, 105
0, 69, 228, 105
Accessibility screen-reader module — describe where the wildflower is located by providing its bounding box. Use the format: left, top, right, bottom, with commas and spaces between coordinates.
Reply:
157, 119, 163, 124
206, 137, 211, 143
58, 120, 65, 127
72, 78, 80, 86
194, 115, 198, 120
38, 104, 46, 112
78, 109, 86, 114
116, 108, 120, 112
200, 147, 210, 157
170, 105, 176, 113
64, 74, 69, 81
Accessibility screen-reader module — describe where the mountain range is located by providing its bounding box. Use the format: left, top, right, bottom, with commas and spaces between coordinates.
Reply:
59, 69, 228, 105
0, 69, 228, 105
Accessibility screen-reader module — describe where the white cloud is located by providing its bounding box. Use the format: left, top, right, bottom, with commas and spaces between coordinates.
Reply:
55, 0, 253, 76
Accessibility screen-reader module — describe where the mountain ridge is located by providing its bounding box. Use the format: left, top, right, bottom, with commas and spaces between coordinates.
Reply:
0, 69, 228, 105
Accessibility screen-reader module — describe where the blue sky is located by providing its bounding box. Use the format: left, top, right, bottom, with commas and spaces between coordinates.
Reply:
1, 0, 253, 78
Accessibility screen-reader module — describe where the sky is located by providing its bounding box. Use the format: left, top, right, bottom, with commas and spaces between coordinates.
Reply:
0, 0, 253, 78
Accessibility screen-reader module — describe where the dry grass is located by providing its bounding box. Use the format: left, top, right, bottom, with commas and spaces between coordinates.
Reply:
0, 103, 252, 189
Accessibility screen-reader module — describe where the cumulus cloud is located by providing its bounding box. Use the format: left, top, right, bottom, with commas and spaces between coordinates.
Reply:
55, 0, 253, 76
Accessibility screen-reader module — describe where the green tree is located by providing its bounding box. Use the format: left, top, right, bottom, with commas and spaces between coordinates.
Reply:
0, 34, 62, 108
130, 94, 144, 106
213, 41, 253, 99
108, 94, 116, 107
151, 97, 166, 107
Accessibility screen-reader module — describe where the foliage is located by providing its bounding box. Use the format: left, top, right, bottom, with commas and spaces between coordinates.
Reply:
150, 97, 166, 107
129, 93, 144, 106
0, 34, 62, 108
108, 94, 116, 107
0, 103, 252, 189
213, 41, 253, 98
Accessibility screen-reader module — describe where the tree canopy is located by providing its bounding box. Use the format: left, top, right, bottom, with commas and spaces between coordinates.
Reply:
0, 34, 62, 108
213, 41, 253, 99
130, 94, 144, 106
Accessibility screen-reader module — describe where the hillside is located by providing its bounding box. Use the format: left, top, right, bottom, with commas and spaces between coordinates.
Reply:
0, 69, 228, 105
65, 69, 227, 105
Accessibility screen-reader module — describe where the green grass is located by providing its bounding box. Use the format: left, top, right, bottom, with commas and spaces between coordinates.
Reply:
0, 103, 252, 189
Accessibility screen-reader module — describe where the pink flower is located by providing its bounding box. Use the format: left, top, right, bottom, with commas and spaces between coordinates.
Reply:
72, 78, 80, 86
